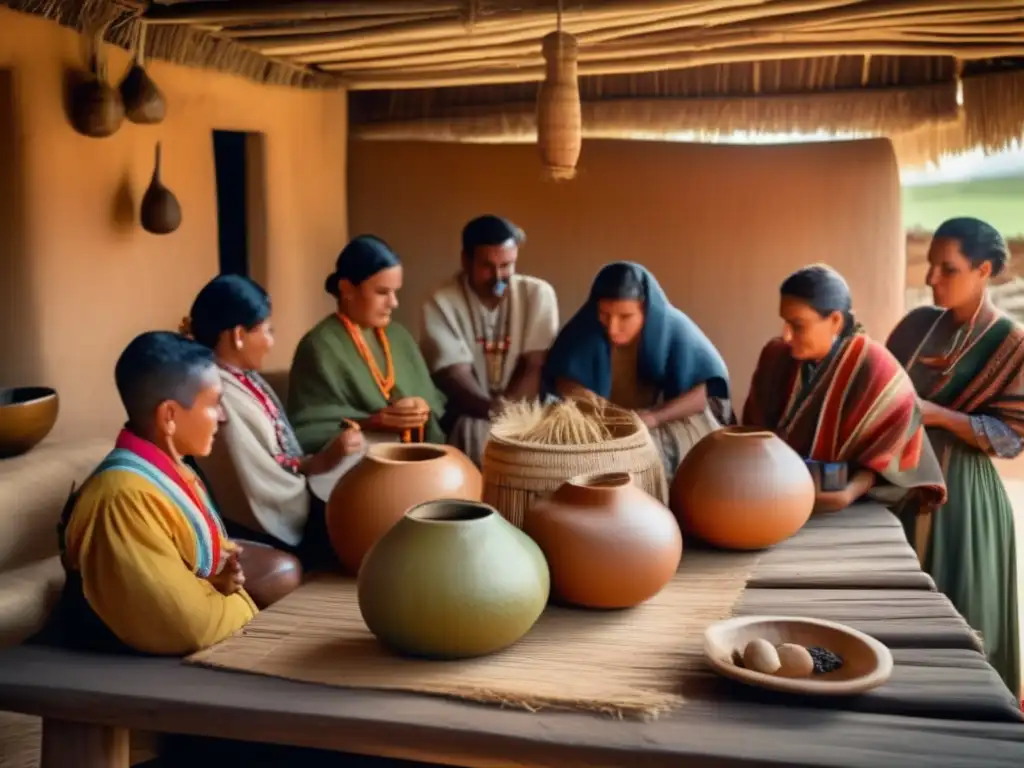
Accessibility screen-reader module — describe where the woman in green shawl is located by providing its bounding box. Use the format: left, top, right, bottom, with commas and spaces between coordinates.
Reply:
287, 235, 446, 453
887, 216, 1021, 699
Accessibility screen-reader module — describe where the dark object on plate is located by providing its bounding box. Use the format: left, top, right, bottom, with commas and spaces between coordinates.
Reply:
0, 387, 60, 458
805, 460, 849, 492
808, 646, 844, 674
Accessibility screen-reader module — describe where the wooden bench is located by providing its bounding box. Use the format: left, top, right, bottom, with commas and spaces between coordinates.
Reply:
0, 439, 158, 767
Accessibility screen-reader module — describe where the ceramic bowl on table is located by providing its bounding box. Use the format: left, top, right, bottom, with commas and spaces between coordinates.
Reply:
0, 387, 59, 459
704, 614, 893, 696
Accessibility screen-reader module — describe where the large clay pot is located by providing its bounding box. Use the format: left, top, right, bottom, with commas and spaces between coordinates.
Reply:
524, 472, 681, 609
358, 499, 550, 659
326, 443, 482, 574
235, 540, 303, 610
671, 427, 814, 550
0, 387, 59, 459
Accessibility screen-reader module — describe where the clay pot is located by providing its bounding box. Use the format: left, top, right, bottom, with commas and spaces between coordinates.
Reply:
68, 54, 124, 139
0, 387, 59, 459
358, 499, 549, 659
140, 142, 182, 235
326, 443, 482, 574
118, 58, 166, 125
235, 541, 302, 610
524, 472, 681, 608
671, 427, 814, 550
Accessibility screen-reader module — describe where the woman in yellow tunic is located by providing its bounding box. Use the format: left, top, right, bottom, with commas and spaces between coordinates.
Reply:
57, 331, 277, 656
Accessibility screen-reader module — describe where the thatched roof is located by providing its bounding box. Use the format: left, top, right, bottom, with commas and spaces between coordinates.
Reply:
7, 1, 1024, 166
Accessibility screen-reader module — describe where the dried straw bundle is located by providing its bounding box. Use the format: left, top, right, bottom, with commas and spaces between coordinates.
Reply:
483, 398, 667, 528
536, 30, 582, 181
497, 397, 619, 445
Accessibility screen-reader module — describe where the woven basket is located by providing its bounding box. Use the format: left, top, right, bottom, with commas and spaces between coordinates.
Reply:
536, 30, 581, 181
482, 405, 667, 529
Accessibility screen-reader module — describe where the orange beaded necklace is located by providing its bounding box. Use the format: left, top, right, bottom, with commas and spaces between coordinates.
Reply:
337, 312, 422, 443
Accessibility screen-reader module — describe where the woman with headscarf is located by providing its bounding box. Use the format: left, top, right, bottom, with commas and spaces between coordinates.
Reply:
288, 235, 446, 454
744, 264, 946, 516
541, 261, 730, 479
886, 218, 1021, 698
182, 275, 363, 568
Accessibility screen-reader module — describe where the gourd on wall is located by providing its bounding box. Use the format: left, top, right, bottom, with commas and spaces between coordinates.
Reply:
348, 138, 905, 406
0, 7, 347, 441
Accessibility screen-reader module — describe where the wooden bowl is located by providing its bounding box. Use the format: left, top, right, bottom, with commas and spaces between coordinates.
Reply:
704, 615, 893, 696
0, 387, 59, 459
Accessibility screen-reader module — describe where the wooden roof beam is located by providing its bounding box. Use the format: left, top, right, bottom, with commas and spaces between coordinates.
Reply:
143, 1, 466, 25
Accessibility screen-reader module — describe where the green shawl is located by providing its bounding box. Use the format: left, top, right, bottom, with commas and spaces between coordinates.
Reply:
287, 314, 447, 453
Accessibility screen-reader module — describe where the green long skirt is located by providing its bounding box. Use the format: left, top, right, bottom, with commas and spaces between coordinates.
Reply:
899, 429, 1021, 699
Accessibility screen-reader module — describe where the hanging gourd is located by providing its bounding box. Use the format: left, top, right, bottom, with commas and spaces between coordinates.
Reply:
536, 29, 582, 181
68, 26, 125, 139
119, 22, 166, 125
140, 142, 182, 235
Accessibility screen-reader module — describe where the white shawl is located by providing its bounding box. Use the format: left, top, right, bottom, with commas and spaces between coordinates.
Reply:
199, 370, 312, 546
420, 273, 560, 464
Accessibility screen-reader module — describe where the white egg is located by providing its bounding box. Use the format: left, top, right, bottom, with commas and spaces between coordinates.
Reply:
742, 638, 781, 674
776, 643, 815, 678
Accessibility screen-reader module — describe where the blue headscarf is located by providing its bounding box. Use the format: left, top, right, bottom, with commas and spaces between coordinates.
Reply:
541, 262, 730, 402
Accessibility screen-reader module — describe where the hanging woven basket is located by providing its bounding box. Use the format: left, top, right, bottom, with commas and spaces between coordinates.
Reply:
536, 30, 582, 181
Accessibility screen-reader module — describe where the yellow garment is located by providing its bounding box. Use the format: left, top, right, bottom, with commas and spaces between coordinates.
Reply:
62, 468, 257, 655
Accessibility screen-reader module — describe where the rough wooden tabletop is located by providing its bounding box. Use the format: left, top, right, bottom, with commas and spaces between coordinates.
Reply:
0, 502, 1020, 767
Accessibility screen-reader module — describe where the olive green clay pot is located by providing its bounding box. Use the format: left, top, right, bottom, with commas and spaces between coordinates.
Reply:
357, 499, 550, 659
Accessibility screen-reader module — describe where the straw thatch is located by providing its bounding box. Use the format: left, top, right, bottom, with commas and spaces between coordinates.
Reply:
3, 0, 339, 88
6, 0, 1024, 165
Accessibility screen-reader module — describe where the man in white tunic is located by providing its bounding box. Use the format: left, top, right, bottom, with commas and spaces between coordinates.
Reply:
420, 215, 560, 466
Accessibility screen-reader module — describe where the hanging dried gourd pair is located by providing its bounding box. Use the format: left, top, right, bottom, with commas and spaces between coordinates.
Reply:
68, 20, 166, 138
67, 20, 179, 235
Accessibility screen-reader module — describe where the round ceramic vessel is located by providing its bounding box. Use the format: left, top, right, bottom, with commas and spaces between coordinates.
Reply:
326, 442, 482, 574
524, 472, 682, 609
357, 499, 550, 659
671, 427, 815, 550
0, 387, 59, 459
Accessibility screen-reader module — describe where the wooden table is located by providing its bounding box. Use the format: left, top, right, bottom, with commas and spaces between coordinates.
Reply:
0, 503, 1021, 767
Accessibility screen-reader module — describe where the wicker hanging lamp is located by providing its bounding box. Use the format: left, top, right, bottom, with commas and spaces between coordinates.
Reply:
536, 6, 581, 181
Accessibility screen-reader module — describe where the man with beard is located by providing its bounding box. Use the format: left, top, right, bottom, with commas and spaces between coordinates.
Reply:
420, 214, 559, 466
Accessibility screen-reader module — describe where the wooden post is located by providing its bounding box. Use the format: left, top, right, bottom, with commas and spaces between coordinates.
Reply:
41, 719, 129, 768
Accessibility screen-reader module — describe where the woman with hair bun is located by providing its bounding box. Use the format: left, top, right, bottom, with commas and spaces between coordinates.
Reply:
887, 217, 1021, 698
744, 263, 946, 514
287, 235, 446, 453
184, 274, 361, 567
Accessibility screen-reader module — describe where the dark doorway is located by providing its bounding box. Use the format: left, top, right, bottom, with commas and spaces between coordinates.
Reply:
0, 68, 42, 387
213, 130, 251, 277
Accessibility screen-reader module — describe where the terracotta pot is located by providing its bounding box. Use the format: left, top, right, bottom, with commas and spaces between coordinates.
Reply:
0, 387, 59, 459
235, 540, 302, 610
358, 499, 549, 659
524, 472, 681, 608
671, 427, 814, 550
326, 443, 482, 574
